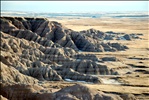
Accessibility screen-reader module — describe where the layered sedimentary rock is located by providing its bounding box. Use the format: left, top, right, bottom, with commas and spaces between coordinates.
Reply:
0, 61, 38, 84
0, 16, 140, 100
62, 60, 110, 75
73, 54, 100, 61
56, 68, 101, 83
1, 16, 137, 85
54, 84, 123, 100
0, 17, 128, 52
0, 82, 53, 100
1, 31, 102, 83
1, 16, 124, 84
1, 83, 131, 100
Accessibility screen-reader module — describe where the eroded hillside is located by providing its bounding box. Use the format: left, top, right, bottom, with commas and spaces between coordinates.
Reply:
0, 17, 148, 100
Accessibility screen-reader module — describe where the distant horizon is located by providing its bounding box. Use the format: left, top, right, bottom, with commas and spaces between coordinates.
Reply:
1, 1, 149, 13
1, 10, 148, 13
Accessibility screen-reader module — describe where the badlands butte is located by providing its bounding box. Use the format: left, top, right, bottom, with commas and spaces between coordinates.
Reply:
0, 16, 149, 100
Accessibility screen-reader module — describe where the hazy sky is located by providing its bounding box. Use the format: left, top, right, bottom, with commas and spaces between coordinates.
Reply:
1, 1, 149, 13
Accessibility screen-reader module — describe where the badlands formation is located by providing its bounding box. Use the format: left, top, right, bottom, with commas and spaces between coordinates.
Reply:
0, 17, 149, 100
